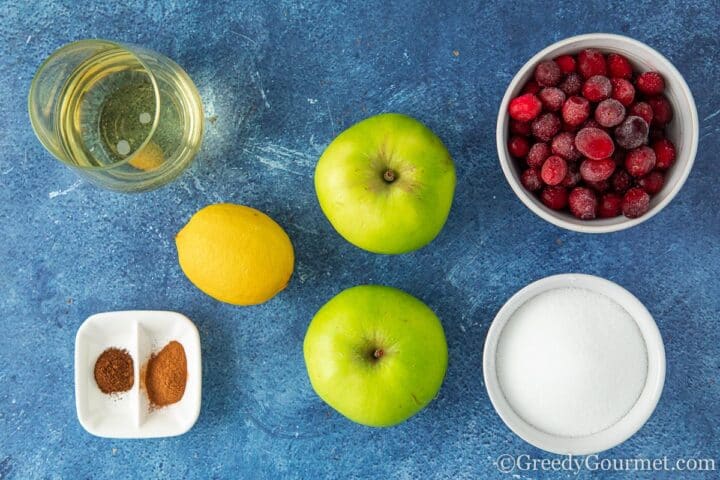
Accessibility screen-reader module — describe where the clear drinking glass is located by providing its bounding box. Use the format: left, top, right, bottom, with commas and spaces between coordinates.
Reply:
28, 40, 204, 192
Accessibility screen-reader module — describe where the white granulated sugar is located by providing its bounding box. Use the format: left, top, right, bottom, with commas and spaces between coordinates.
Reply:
496, 287, 648, 438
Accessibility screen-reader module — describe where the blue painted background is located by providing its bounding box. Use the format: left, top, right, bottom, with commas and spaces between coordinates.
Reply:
1, 1, 718, 478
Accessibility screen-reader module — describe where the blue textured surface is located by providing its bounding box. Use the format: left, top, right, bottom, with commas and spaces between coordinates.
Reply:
1, 1, 719, 478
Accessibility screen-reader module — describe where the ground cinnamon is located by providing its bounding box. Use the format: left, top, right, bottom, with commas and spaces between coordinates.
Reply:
144, 340, 187, 407
94, 348, 134, 394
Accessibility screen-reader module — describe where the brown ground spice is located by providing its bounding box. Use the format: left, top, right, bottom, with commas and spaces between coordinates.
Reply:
144, 340, 187, 407
94, 348, 134, 394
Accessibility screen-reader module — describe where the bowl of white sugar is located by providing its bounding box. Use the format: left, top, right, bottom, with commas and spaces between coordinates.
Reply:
483, 273, 665, 455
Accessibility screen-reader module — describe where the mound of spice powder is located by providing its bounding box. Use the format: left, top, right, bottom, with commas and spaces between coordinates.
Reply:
94, 348, 134, 394
144, 340, 187, 407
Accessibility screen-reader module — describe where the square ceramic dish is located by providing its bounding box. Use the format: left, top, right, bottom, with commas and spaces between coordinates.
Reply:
75, 310, 201, 438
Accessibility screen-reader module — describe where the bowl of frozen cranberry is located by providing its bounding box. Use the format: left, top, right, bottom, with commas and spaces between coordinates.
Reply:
497, 33, 698, 233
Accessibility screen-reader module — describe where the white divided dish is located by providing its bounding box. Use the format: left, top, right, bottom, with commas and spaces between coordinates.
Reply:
75, 310, 201, 438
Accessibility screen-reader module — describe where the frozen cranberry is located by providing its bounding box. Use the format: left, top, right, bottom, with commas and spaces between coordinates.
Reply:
539, 87, 566, 112
575, 127, 615, 160
541, 155, 568, 186
610, 78, 635, 106
562, 96, 591, 127
510, 119, 531, 136
586, 179, 610, 193
582, 119, 602, 130
561, 163, 581, 188
625, 146, 656, 177
607, 53, 633, 80
520, 168, 543, 191
636, 71, 665, 95
638, 170, 665, 194
582, 75, 612, 102
540, 185, 568, 210
614, 116, 649, 150
535, 60, 562, 87
611, 169, 633, 193
580, 157, 616, 182
526, 142, 551, 168
647, 96, 673, 126
595, 99, 626, 127
555, 55, 576, 74
522, 80, 541, 95
531, 113, 561, 142
598, 192, 623, 218
578, 49, 607, 79
551, 132, 581, 161
509, 93, 542, 122
508, 135, 530, 158
560, 73, 583, 96
629, 102, 654, 124
569, 187, 598, 219
649, 128, 666, 143
622, 187, 650, 218
652, 138, 676, 170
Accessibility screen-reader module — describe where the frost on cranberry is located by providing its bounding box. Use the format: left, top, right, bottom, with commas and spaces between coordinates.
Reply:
551, 132, 581, 160
569, 187, 598, 219
539, 87, 566, 112
610, 78, 635, 106
555, 55, 576, 74
598, 192, 623, 218
521, 168, 543, 191
541, 155, 568, 186
614, 116, 649, 150
582, 75, 612, 102
575, 127, 615, 160
653, 138, 676, 170
629, 102, 654, 124
647, 96, 673, 126
560, 73, 583, 96
625, 146, 657, 177
611, 169, 633, 193
531, 113, 561, 142
509, 93, 542, 122
636, 71, 665, 95
562, 96, 590, 127
540, 185, 568, 210
607, 53, 633, 80
526, 142, 551, 168
578, 49, 607, 79
638, 171, 665, 194
580, 158, 616, 182
508, 135, 530, 158
622, 187, 650, 218
595, 99, 626, 128
510, 119, 531, 136
535, 60, 562, 87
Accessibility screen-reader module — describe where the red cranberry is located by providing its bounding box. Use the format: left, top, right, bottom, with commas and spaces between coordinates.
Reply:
555, 55, 576, 74
625, 146, 656, 177
561, 163, 581, 188
638, 170, 665, 194
520, 168, 543, 191
647, 96, 673, 126
595, 98, 626, 127
575, 127, 615, 160
509, 93, 542, 122
539, 87, 566, 112
611, 169, 633, 193
614, 116, 649, 150
522, 80, 541, 95
508, 135, 530, 158
541, 185, 568, 210
569, 187, 598, 219
582, 119, 602, 130
510, 119, 531, 136
585, 179, 610, 193
629, 102, 654, 124
610, 78, 635, 106
562, 96, 591, 127
541, 155, 568, 186
652, 138, 676, 170
580, 157, 616, 182
531, 113, 561, 142
535, 60, 562, 87
551, 132, 581, 161
559, 73, 583, 96
582, 75, 612, 102
598, 192, 623, 218
607, 53, 633, 80
526, 142, 551, 168
578, 49, 607, 79
622, 187, 650, 218
636, 71, 665, 95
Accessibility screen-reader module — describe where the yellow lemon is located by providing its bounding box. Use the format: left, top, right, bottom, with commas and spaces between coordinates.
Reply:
128, 141, 164, 171
175, 203, 294, 306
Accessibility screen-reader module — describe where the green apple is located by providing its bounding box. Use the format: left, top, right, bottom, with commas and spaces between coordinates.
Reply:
303, 285, 448, 427
314, 113, 456, 254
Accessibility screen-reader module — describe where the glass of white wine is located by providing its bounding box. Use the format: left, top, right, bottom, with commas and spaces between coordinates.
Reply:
29, 40, 204, 192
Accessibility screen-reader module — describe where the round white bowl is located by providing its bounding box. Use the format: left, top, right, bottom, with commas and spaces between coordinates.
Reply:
496, 33, 698, 233
483, 273, 665, 455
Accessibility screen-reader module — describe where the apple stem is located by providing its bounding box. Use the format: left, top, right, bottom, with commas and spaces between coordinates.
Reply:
382, 169, 396, 183
373, 348, 384, 359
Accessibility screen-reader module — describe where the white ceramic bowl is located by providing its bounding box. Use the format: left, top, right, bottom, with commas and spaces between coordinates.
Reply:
497, 33, 698, 233
75, 310, 202, 438
483, 274, 665, 455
